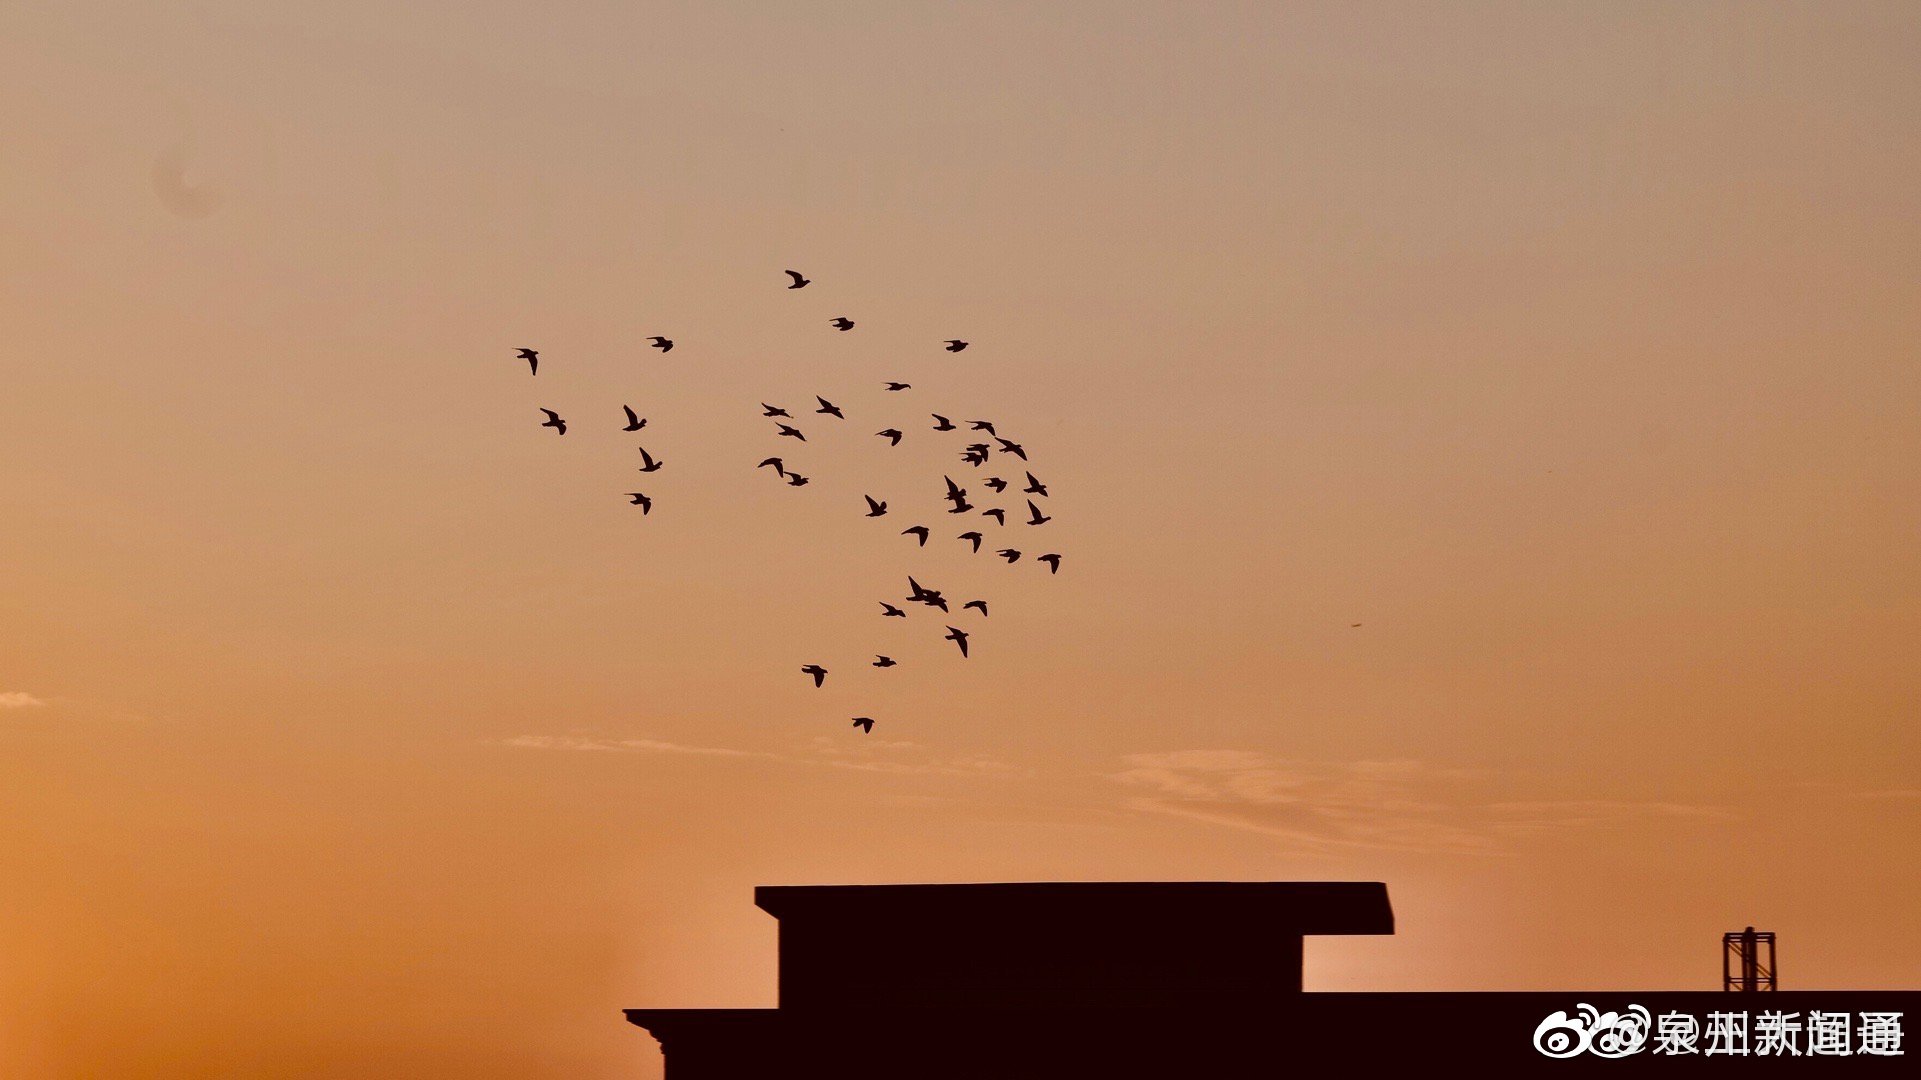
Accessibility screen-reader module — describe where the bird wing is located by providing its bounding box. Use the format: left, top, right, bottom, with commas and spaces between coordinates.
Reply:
785, 270, 806, 285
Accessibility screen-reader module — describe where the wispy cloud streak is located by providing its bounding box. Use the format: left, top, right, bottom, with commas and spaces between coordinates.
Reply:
1112, 750, 1737, 855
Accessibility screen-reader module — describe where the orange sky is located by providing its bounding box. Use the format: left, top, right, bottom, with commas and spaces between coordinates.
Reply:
3, 2, 1918, 1076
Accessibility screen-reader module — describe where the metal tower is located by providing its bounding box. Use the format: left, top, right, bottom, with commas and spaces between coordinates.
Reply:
1722, 926, 1777, 991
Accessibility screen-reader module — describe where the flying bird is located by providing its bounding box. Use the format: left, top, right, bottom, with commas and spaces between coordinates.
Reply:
969, 420, 997, 436
983, 477, 1009, 493
515, 347, 539, 375
1023, 472, 1048, 497
884, 382, 911, 391
997, 548, 1022, 564
1351, 623, 1363, 628
907, 577, 950, 612
944, 626, 971, 657
787, 473, 810, 487
1037, 553, 1062, 574
851, 716, 874, 733
942, 476, 967, 504
982, 508, 1006, 526
995, 438, 1027, 461
902, 525, 930, 545
931, 414, 956, 431
758, 457, 786, 475
636, 447, 663, 473
647, 336, 674, 353
627, 493, 652, 513
876, 428, 903, 446
864, 495, 888, 517
957, 531, 983, 553
960, 449, 988, 467
785, 269, 811, 289
815, 396, 843, 419
830, 317, 855, 331
763, 404, 791, 418
801, 664, 828, 688
776, 424, 807, 441
879, 602, 908, 618
622, 406, 647, 432
872, 655, 896, 668
963, 600, 988, 617
944, 339, 969, 352
1026, 500, 1051, 526
538, 409, 566, 435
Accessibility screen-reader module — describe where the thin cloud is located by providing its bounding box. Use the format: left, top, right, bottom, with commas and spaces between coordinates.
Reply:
501, 733, 1027, 779
1112, 750, 1734, 855
0, 692, 46, 710
500, 735, 753, 757
1852, 789, 1921, 802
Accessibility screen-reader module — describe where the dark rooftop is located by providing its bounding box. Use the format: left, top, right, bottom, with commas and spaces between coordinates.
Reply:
755, 880, 1393, 935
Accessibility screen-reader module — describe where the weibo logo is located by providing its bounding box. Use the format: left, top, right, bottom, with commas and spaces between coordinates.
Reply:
1534, 1002, 1653, 1058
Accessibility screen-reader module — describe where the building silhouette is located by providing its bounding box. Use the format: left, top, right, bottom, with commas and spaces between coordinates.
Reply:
626, 881, 1913, 1076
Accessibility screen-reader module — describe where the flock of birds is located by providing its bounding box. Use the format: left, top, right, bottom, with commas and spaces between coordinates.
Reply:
507, 270, 1063, 736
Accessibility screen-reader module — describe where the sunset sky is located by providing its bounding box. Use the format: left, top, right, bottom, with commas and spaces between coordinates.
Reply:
3, 2, 1918, 1076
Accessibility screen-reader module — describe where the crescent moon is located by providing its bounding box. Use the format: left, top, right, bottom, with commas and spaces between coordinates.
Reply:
152, 143, 223, 219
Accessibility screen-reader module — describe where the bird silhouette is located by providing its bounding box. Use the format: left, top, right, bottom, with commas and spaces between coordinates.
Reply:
957, 531, 984, 553
539, 408, 566, 434
515, 347, 539, 375
880, 602, 908, 618
864, 495, 888, 517
1351, 623, 1363, 628
1023, 472, 1047, 497
944, 339, 968, 352
786, 473, 810, 487
622, 406, 647, 431
984, 477, 1009, 493
785, 270, 811, 289
944, 625, 971, 657
648, 336, 674, 353
942, 476, 968, 505
963, 600, 988, 617
1026, 500, 1051, 525
1037, 553, 1062, 574
816, 396, 844, 419
902, 525, 930, 545
996, 548, 1022, 563
982, 508, 1006, 526
801, 664, 828, 688
907, 577, 950, 612
758, 457, 786, 476
877, 428, 903, 446
872, 655, 896, 668
776, 424, 807, 441
969, 420, 997, 436
637, 448, 663, 472
851, 716, 875, 733
627, 493, 652, 513
830, 317, 855, 331
884, 382, 911, 391
961, 449, 988, 467
931, 414, 956, 431
763, 404, 791, 418
995, 438, 1027, 460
